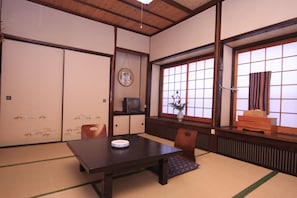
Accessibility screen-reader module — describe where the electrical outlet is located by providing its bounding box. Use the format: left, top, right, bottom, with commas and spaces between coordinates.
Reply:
211, 129, 215, 135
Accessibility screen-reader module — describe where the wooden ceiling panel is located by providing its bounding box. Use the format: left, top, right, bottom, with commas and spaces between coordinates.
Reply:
28, 0, 218, 36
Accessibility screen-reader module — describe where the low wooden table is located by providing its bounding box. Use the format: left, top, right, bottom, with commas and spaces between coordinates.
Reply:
67, 135, 182, 198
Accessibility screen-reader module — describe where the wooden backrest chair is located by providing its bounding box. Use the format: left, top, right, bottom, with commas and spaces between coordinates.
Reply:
81, 124, 107, 139
174, 128, 198, 162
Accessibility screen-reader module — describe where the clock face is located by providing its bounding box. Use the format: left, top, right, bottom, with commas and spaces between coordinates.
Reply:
118, 68, 134, 87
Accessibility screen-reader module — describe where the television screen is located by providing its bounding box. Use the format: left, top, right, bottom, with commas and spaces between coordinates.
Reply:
123, 97, 140, 113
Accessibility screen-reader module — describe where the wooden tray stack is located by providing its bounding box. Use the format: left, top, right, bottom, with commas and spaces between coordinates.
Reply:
237, 110, 277, 135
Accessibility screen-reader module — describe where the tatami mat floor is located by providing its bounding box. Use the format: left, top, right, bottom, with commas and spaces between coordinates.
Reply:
0, 133, 296, 198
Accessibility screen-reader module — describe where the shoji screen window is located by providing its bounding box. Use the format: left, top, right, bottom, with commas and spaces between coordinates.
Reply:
234, 38, 297, 135
161, 57, 214, 122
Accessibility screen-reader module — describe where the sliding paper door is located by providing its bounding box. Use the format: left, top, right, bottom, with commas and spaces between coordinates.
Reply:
62, 50, 110, 141
0, 40, 64, 146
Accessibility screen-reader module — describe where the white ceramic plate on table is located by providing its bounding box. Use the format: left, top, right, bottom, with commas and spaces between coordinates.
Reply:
111, 139, 130, 148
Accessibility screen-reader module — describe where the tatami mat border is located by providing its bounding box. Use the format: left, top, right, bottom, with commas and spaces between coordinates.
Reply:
31, 180, 103, 198
0, 155, 75, 168
233, 170, 279, 197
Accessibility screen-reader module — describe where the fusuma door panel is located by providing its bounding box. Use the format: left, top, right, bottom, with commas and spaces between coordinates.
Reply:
62, 50, 110, 141
0, 39, 63, 146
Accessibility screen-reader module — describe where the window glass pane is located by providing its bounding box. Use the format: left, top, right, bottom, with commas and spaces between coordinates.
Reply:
181, 65, 187, 72
164, 75, 169, 83
168, 83, 174, 91
196, 61, 204, 70
204, 89, 213, 98
169, 67, 175, 75
270, 72, 281, 85
283, 57, 297, 71
251, 61, 265, 73
162, 105, 168, 113
175, 73, 181, 81
181, 81, 187, 89
266, 59, 282, 72
282, 100, 297, 113
188, 71, 196, 80
189, 62, 196, 71
195, 98, 203, 107
162, 99, 167, 106
174, 82, 181, 90
205, 68, 214, 78
187, 107, 195, 116
252, 49, 265, 62
204, 79, 213, 88
238, 52, 250, 64
188, 80, 195, 89
238, 63, 250, 75
180, 90, 187, 99
181, 72, 187, 80
163, 83, 169, 91
269, 99, 281, 112
283, 41, 297, 57
282, 71, 297, 84
266, 45, 282, 60
196, 90, 204, 98
195, 108, 203, 117
188, 98, 195, 107
204, 99, 212, 108
237, 75, 249, 87
196, 70, 204, 79
174, 66, 180, 74
205, 58, 214, 68
163, 90, 169, 98
270, 86, 281, 98
164, 69, 169, 76
281, 113, 297, 128
163, 97, 169, 104
188, 89, 196, 98
196, 80, 204, 88
204, 108, 212, 118
236, 87, 249, 98
282, 85, 297, 98
237, 99, 248, 110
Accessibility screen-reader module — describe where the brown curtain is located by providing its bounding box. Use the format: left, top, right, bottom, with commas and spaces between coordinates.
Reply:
249, 71, 271, 113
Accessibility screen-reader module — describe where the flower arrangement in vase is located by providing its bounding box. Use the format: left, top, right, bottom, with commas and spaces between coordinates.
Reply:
169, 91, 186, 122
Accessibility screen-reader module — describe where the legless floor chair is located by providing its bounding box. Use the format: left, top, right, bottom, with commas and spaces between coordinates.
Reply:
81, 124, 107, 139
174, 128, 198, 162
149, 128, 199, 178
79, 124, 107, 172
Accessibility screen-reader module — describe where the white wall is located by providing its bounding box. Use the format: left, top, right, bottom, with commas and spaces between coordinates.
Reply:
150, 65, 160, 117
150, 7, 216, 61
117, 28, 150, 54
221, 0, 297, 39
2, 0, 114, 54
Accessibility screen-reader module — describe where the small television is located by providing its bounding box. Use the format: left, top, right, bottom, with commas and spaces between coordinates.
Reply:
123, 97, 141, 113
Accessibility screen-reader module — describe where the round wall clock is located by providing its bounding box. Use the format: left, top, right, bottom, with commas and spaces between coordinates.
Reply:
118, 68, 134, 87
